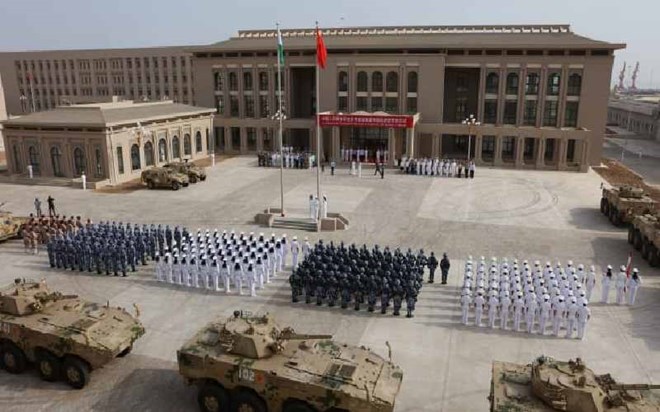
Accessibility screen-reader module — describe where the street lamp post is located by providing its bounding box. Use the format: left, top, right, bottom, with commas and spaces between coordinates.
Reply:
462, 114, 481, 161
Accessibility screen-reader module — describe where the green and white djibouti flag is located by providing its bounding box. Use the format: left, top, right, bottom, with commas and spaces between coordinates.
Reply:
277, 27, 285, 66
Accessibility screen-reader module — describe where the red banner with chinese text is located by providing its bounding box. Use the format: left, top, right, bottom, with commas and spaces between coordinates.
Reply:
318, 114, 414, 129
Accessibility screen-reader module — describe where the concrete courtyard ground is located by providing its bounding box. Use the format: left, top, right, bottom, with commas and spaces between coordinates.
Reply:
0, 156, 658, 412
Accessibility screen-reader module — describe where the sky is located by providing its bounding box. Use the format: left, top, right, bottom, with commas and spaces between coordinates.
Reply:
0, 0, 657, 88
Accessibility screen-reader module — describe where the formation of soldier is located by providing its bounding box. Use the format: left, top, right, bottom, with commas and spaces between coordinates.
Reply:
22, 215, 90, 254
289, 242, 427, 318
600, 264, 643, 305
46, 221, 159, 276
460, 257, 593, 339
257, 148, 314, 169
399, 157, 476, 178
340, 147, 390, 164
155, 229, 306, 297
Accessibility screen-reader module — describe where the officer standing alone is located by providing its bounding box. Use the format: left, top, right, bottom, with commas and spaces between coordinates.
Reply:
440, 253, 451, 284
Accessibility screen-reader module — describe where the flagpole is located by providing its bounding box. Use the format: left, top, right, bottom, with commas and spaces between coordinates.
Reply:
276, 23, 285, 217
315, 22, 322, 229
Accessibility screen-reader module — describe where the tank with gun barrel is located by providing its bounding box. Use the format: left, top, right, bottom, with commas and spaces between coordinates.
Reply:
177, 310, 404, 412
0, 279, 145, 389
600, 185, 657, 227
489, 355, 660, 411
0, 202, 28, 242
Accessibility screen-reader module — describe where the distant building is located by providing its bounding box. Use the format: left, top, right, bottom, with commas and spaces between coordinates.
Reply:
191, 24, 625, 171
607, 96, 660, 140
0, 47, 195, 117
1, 99, 214, 184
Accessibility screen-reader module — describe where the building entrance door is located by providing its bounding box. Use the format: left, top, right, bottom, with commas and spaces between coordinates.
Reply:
343, 127, 388, 162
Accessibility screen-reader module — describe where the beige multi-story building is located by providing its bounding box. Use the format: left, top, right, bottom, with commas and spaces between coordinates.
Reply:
191, 24, 625, 171
1, 100, 214, 185
607, 96, 660, 140
0, 46, 195, 116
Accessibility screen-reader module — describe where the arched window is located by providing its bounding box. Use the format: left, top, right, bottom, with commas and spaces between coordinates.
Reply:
144, 141, 154, 166
228, 72, 238, 91
158, 138, 168, 162
28, 145, 40, 175
259, 72, 268, 91
526, 73, 540, 95
506, 73, 519, 95
73, 147, 85, 176
214, 72, 223, 91
172, 136, 180, 158
183, 134, 192, 156
130, 144, 141, 170
338, 71, 348, 92
95, 148, 103, 177
567, 73, 582, 96
243, 72, 253, 91
386, 71, 398, 92
50, 147, 62, 177
407, 72, 418, 93
195, 131, 202, 153
486, 72, 499, 94
547, 73, 561, 95
357, 71, 368, 92
372, 72, 383, 92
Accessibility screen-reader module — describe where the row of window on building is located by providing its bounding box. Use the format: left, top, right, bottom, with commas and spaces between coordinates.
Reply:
15, 56, 189, 76
115, 132, 205, 174
12, 144, 102, 178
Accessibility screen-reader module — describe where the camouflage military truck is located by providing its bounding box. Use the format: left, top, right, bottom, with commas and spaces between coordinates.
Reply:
164, 161, 207, 183
628, 213, 660, 266
600, 185, 656, 226
177, 311, 404, 412
0, 208, 28, 242
141, 167, 190, 190
489, 355, 660, 412
0, 279, 145, 389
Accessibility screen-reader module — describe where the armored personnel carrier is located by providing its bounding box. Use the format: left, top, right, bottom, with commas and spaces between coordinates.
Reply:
177, 311, 403, 412
141, 167, 190, 190
600, 185, 656, 226
0, 279, 145, 389
0, 205, 28, 242
489, 356, 660, 412
164, 161, 207, 183
628, 213, 660, 266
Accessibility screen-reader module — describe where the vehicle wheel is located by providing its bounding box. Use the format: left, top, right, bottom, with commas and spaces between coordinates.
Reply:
63, 357, 90, 389
118, 344, 132, 358
200, 176, 207, 181
650, 246, 659, 267
600, 198, 607, 214
602, 199, 610, 216
147, 180, 155, 190
198, 382, 230, 412
610, 208, 619, 226
641, 240, 651, 260
233, 391, 266, 412
190, 176, 197, 184
634, 231, 643, 250
627, 227, 635, 244
171, 182, 180, 191
283, 401, 317, 412
36, 350, 61, 382
1, 343, 27, 374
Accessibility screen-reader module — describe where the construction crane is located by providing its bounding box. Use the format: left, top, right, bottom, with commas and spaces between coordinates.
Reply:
617, 62, 626, 91
631, 62, 640, 90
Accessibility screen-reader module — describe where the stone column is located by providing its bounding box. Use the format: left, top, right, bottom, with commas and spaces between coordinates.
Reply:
224, 127, 231, 152
387, 129, 396, 166
240, 127, 247, 153
431, 133, 440, 158
580, 139, 590, 172
405, 127, 415, 157
494, 135, 503, 166
515, 136, 524, 167
331, 127, 340, 161
256, 128, 263, 152
557, 138, 567, 170
475, 133, 483, 163
535, 137, 546, 168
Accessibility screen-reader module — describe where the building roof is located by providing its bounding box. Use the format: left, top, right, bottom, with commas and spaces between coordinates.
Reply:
189, 24, 625, 53
1, 101, 215, 128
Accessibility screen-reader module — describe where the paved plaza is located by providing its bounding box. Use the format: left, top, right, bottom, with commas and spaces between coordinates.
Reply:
0, 156, 658, 412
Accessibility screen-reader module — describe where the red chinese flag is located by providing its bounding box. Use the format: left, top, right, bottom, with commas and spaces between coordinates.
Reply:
316, 27, 327, 69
